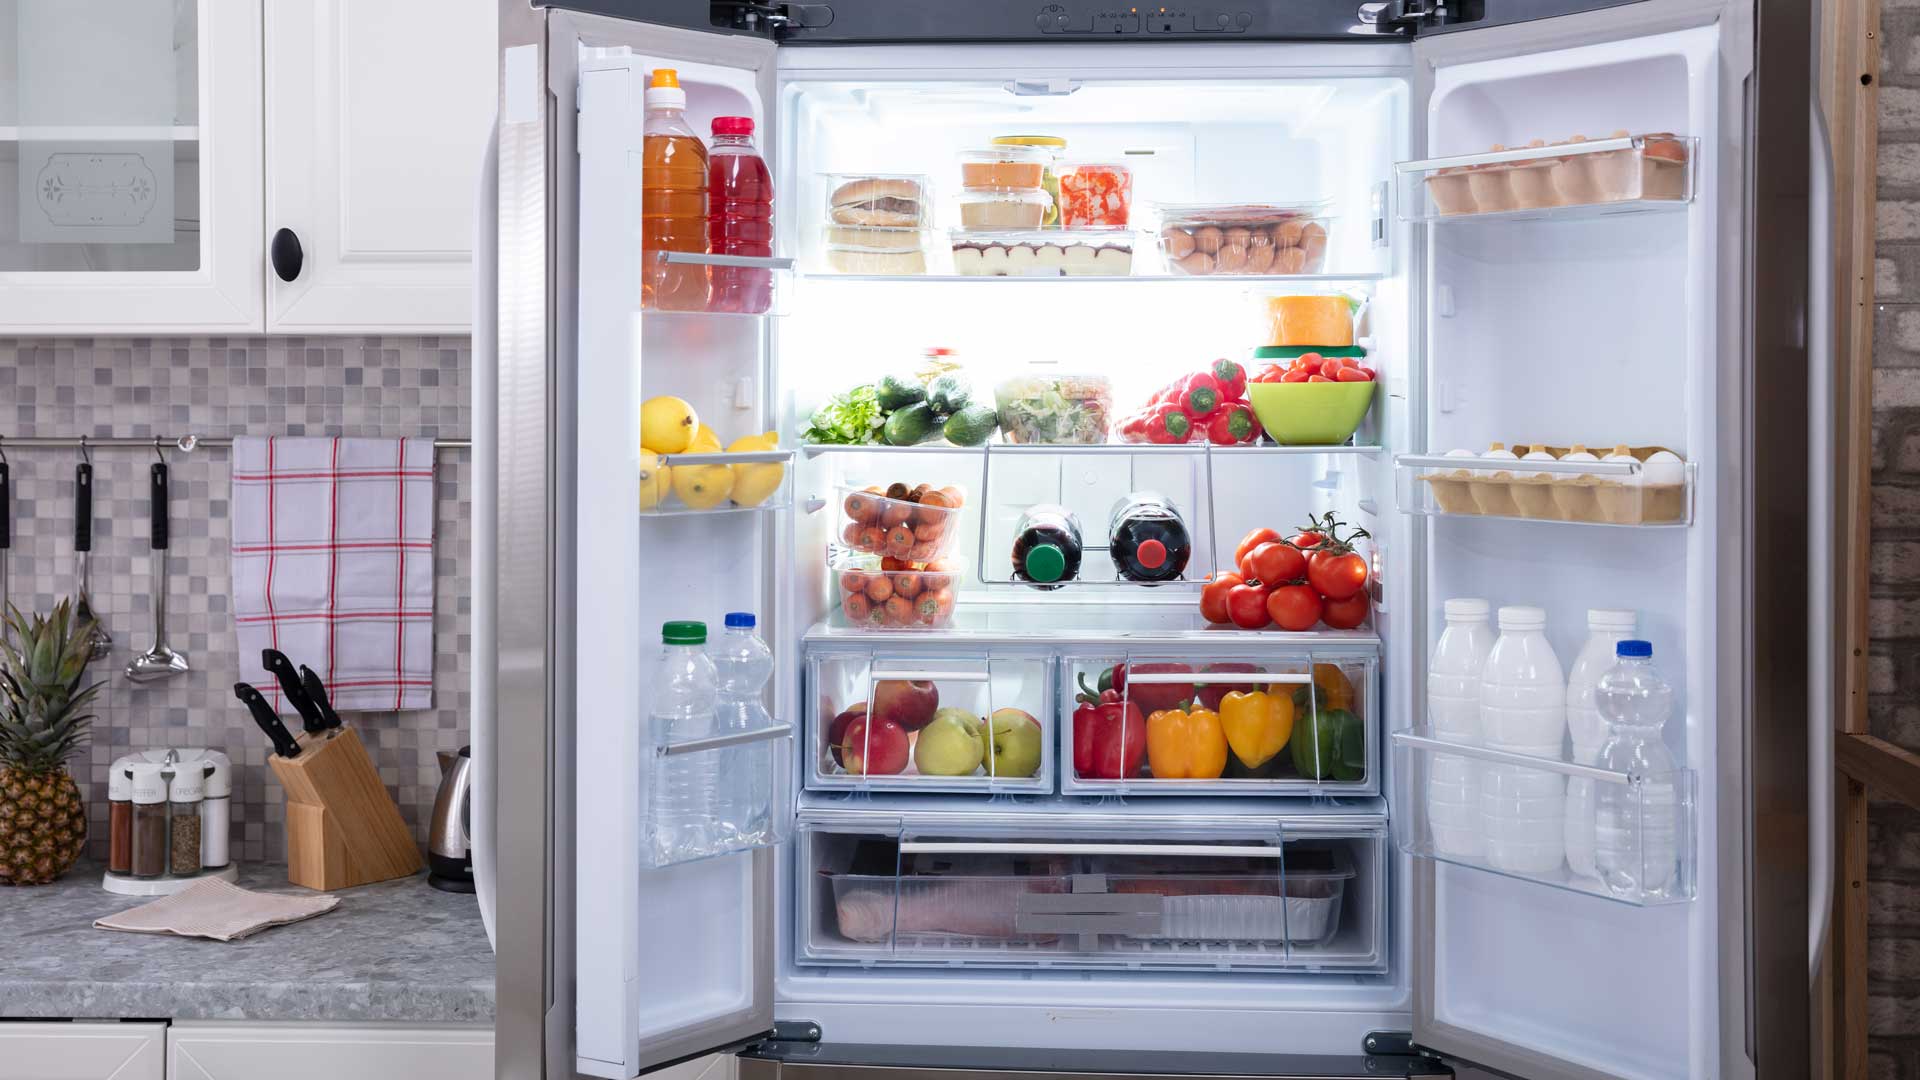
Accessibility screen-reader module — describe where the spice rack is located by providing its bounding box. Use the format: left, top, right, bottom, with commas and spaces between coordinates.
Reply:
103, 748, 238, 897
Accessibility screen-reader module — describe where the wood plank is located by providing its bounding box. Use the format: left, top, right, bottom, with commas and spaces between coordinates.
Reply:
1841, 778, 1870, 1080
1839, 733, 1920, 811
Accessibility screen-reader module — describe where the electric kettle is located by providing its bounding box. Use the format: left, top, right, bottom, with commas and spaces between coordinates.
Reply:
428, 747, 474, 893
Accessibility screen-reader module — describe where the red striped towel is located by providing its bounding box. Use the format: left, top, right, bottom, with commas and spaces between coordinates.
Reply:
232, 436, 436, 713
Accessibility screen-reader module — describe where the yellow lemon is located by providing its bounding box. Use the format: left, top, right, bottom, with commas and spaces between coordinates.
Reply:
640, 396, 698, 454
672, 463, 734, 510
688, 423, 724, 453
638, 451, 670, 510
726, 431, 785, 507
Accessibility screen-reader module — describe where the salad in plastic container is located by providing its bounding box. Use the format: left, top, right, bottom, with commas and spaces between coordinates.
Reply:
993, 373, 1113, 445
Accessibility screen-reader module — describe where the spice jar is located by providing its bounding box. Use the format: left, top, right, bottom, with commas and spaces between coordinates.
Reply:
127, 763, 169, 879
167, 763, 205, 875
107, 759, 134, 874
200, 751, 231, 869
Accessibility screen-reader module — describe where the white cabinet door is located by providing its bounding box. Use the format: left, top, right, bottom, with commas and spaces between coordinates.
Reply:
263, 0, 495, 332
0, 1021, 166, 1080
166, 1023, 492, 1080
0, 0, 263, 334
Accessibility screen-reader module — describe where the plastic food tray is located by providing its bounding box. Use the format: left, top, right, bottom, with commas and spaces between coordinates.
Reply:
1154, 203, 1330, 276
829, 548, 963, 630
1400, 134, 1696, 221
837, 483, 966, 561
1399, 447, 1693, 526
949, 230, 1134, 277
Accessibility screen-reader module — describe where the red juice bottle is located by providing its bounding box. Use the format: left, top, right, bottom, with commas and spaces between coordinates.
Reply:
707, 116, 773, 314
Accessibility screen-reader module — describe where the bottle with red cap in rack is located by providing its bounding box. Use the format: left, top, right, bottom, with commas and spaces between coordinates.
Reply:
707, 115, 773, 314
1109, 492, 1191, 584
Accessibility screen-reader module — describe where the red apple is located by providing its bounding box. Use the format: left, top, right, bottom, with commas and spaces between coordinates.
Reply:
826, 702, 867, 767
871, 679, 939, 732
840, 715, 910, 775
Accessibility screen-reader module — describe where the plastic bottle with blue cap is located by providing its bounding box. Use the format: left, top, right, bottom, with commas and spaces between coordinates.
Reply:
1593, 639, 1680, 898
712, 612, 775, 848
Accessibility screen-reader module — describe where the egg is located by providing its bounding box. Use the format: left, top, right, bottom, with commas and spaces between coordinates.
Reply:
1642, 449, 1686, 486
1161, 226, 1196, 260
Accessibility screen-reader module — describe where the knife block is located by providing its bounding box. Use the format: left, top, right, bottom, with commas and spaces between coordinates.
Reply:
268, 726, 422, 890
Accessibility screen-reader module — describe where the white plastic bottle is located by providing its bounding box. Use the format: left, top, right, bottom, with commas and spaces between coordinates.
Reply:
711, 612, 776, 850
1478, 605, 1567, 874
1594, 640, 1681, 898
1426, 598, 1494, 857
648, 620, 719, 865
1564, 609, 1639, 878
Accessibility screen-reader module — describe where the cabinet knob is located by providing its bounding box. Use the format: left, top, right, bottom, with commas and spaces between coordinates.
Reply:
270, 227, 304, 282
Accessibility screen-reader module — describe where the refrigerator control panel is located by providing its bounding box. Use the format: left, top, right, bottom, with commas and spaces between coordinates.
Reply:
1034, 4, 1256, 34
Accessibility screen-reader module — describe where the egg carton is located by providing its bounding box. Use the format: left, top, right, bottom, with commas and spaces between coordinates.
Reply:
1422, 134, 1694, 217
1417, 444, 1689, 525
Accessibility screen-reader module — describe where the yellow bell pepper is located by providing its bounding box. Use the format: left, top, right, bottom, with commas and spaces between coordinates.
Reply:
1293, 663, 1356, 715
1219, 690, 1295, 770
1146, 707, 1228, 780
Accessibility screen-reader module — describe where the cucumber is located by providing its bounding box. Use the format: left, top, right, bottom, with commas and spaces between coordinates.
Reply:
882, 402, 938, 446
874, 374, 926, 412
926, 375, 972, 416
942, 404, 997, 447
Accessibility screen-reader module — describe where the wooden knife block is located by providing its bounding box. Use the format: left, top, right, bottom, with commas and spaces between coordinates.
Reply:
268, 726, 422, 890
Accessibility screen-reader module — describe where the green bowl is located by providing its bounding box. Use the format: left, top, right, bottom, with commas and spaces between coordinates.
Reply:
1248, 381, 1376, 446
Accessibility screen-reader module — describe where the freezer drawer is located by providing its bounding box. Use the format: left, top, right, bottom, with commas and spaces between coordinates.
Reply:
805, 647, 1054, 793
795, 819, 1387, 973
1061, 650, 1378, 796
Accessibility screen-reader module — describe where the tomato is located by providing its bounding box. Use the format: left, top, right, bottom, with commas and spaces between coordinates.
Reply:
1281, 369, 1310, 383
1235, 527, 1282, 567
1248, 541, 1307, 587
1295, 352, 1324, 374
1321, 591, 1371, 630
1266, 584, 1324, 632
1226, 583, 1272, 630
1308, 548, 1369, 601
1199, 572, 1242, 625
1336, 365, 1372, 383
1290, 529, 1326, 551
1307, 374, 1333, 383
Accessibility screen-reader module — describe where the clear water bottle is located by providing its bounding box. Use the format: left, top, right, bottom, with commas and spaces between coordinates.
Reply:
1564, 609, 1638, 879
711, 612, 775, 849
1426, 598, 1493, 858
1594, 640, 1680, 898
648, 620, 718, 865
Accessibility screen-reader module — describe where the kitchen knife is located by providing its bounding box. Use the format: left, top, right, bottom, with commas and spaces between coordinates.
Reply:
298, 664, 344, 730
235, 682, 301, 758
262, 649, 327, 734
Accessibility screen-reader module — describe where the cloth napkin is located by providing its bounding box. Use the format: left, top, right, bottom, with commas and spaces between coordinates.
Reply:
95, 877, 340, 941
231, 436, 436, 712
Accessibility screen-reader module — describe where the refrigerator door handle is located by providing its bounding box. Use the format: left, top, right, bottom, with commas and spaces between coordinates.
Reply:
471, 113, 500, 951
1806, 90, 1836, 977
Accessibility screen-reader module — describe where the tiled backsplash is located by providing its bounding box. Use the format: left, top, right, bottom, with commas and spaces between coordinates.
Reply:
0, 337, 470, 864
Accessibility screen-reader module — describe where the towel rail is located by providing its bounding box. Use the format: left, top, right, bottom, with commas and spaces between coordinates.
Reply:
0, 435, 471, 453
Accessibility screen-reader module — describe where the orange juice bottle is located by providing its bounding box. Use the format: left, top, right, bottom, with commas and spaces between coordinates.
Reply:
642, 69, 709, 311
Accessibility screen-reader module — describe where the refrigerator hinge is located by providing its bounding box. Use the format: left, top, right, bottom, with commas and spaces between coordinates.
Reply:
711, 2, 834, 39
764, 1020, 823, 1044
1355, 0, 1463, 34
1364, 1031, 1453, 1076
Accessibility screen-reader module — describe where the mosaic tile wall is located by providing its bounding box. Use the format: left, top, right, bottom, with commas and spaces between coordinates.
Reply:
0, 337, 471, 864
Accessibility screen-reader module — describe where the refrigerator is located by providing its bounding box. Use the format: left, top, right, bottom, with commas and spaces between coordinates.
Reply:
475, 1, 1824, 1077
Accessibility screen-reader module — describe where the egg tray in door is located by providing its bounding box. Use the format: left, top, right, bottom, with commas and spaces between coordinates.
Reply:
269, 726, 422, 890
1419, 444, 1689, 525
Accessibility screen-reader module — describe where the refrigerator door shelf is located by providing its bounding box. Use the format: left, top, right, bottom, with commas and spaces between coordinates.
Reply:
804, 599, 1385, 648
642, 449, 798, 518
642, 720, 794, 870
1395, 135, 1697, 222
794, 819, 1386, 974
1393, 726, 1697, 906
1394, 453, 1695, 528
641, 251, 795, 318
804, 648, 1056, 794
1061, 650, 1379, 797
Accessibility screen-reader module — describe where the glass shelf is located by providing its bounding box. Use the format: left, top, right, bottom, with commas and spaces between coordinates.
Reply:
803, 442, 1384, 458
1394, 453, 1694, 528
643, 720, 791, 869
1395, 135, 1696, 223
801, 272, 1387, 285
639, 449, 794, 518
804, 601, 1383, 648
1392, 726, 1696, 906
640, 251, 795, 318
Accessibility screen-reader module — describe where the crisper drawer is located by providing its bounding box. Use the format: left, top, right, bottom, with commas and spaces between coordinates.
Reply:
1060, 649, 1378, 796
806, 648, 1054, 793
796, 819, 1387, 973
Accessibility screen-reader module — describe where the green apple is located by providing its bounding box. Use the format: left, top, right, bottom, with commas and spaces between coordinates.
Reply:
981, 708, 1043, 778
914, 708, 985, 777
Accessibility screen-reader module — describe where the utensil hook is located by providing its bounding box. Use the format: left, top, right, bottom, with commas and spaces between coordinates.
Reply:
77, 435, 90, 466
0, 435, 8, 466
152, 438, 167, 465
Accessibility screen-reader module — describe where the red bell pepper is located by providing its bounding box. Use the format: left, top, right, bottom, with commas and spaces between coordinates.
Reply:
1145, 403, 1192, 444
1073, 673, 1147, 779
1179, 372, 1222, 419
1210, 358, 1247, 401
1118, 411, 1152, 443
1112, 661, 1195, 712
1205, 402, 1257, 445
1196, 662, 1260, 710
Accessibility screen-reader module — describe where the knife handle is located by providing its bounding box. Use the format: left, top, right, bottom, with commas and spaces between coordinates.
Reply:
299, 664, 343, 729
149, 463, 169, 551
235, 682, 300, 758
74, 463, 91, 553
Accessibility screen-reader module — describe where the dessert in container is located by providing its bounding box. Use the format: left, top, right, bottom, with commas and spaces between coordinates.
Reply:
957, 187, 1053, 230
959, 145, 1051, 192
821, 173, 930, 227
1156, 203, 1330, 276
948, 230, 1134, 277
1058, 162, 1133, 228
830, 548, 963, 631
993, 372, 1113, 445
838, 483, 966, 561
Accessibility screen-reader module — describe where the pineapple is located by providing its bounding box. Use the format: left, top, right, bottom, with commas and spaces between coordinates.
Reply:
0, 601, 103, 885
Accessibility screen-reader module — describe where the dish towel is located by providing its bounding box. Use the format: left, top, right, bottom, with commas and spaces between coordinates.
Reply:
95, 877, 340, 941
232, 436, 436, 712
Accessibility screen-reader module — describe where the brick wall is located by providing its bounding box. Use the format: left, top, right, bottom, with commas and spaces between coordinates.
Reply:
1874, 2, 1920, 1073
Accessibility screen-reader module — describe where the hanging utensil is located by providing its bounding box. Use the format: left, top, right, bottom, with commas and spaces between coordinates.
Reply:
73, 444, 111, 660
234, 682, 301, 759
0, 440, 11, 630
127, 450, 189, 682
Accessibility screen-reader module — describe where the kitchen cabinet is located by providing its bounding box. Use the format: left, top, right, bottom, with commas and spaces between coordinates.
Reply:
263, 0, 496, 333
0, 0, 263, 334
165, 1023, 491, 1080
0, 1021, 167, 1080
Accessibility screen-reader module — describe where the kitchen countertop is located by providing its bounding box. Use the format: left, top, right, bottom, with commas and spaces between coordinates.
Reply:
0, 860, 493, 1023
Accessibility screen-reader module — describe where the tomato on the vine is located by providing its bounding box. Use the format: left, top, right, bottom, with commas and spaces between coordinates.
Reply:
1308, 548, 1369, 600
1321, 591, 1371, 630
1200, 572, 1242, 625
1234, 527, 1281, 567
1266, 584, 1323, 632
1248, 541, 1307, 587
1290, 529, 1325, 551
1227, 583, 1273, 630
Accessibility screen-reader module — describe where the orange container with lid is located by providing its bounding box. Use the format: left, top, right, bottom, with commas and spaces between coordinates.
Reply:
1263, 295, 1355, 348
641, 69, 710, 311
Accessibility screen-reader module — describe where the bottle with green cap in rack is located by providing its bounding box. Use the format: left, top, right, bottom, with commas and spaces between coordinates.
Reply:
1011, 504, 1083, 590
647, 620, 718, 866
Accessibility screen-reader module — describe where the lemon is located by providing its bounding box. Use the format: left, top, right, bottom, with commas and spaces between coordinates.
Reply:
727, 431, 785, 507
688, 423, 724, 454
672, 463, 734, 510
638, 451, 670, 510
640, 396, 699, 454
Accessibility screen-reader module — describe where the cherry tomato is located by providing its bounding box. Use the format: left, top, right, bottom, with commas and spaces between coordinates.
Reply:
1248, 541, 1308, 587
1200, 572, 1243, 625
1322, 591, 1371, 630
1281, 369, 1310, 383
1297, 353, 1324, 374
1336, 365, 1372, 383
1308, 548, 1370, 600
1266, 584, 1324, 632
1307, 374, 1334, 383
1227, 583, 1272, 630
1235, 527, 1282, 567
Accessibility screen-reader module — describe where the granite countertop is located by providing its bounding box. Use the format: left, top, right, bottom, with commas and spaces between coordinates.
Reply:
0, 860, 494, 1023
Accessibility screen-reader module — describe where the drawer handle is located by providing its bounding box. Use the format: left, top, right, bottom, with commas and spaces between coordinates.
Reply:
1126, 672, 1312, 685
660, 722, 790, 757
898, 841, 1284, 858
271, 227, 304, 282
869, 669, 990, 683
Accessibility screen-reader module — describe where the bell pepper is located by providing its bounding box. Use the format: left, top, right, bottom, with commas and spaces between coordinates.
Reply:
1289, 706, 1365, 781
1196, 662, 1257, 710
1218, 689, 1295, 771
1178, 372, 1222, 420
1205, 402, 1257, 446
1291, 662, 1356, 714
1145, 706, 1228, 780
1074, 673, 1146, 779
1144, 403, 1192, 444
1210, 358, 1247, 402
1112, 661, 1194, 713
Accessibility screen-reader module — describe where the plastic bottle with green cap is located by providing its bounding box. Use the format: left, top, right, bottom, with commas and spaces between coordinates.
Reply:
648, 619, 717, 865
1011, 504, 1083, 590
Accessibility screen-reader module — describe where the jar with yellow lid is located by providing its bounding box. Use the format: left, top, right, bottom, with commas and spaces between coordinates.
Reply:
991, 135, 1066, 227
